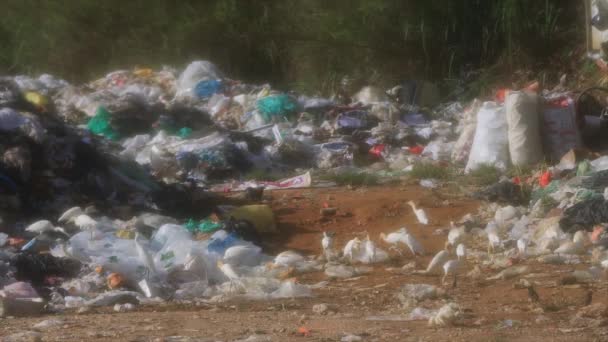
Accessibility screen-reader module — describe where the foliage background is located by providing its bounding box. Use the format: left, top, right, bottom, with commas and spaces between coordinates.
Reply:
0, 0, 584, 93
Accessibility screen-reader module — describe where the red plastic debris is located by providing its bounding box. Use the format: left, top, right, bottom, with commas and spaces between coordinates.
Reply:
524, 81, 540, 92
297, 326, 311, 337
539, 171, 552, 188
495, 88, 510, 103
409, 145, 424, 155
369, 144, 386, 158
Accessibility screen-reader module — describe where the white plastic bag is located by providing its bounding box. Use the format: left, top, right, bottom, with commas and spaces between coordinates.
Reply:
120, 134, 151, 159
422, 139, 453, 161
465, 102, 509, 172
506, 91, 543, 166
176, 61, 222, 98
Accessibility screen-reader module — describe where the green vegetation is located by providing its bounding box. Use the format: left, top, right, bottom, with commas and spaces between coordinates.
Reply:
243, 169, 284, 182
409, 162, 453, 180
324, 171, 379, 186
467, 164, 501, 187
0, 0, 583, 93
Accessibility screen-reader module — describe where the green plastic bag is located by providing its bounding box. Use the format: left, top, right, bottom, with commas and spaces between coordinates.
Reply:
198, 219, 221, 233
577, 160, 591, 177
531, 180, 560, 203
87, 107, 119, 140
178, 127, 192, 139
257, 94, 297, 123
184, 218, 221, 233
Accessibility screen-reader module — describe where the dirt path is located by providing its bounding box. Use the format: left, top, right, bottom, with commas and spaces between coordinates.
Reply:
1, 185, 606, 341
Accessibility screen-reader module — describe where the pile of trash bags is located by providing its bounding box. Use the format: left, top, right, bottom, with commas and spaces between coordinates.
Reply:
0, 59, 605, 316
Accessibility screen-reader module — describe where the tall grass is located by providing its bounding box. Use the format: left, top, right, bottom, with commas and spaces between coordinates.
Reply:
0, 0, 583, 92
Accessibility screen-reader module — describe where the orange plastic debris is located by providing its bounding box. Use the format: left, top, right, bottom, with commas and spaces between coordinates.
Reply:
297, 326, 311, 337
591, 226, 604, 244
8, 237, 26, 247
107, 273, 125, 289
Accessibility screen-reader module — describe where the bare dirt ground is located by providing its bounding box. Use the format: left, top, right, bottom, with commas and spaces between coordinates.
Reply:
2, 185, 608, 341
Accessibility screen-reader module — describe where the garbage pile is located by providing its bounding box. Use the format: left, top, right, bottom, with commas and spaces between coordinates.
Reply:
1, 59, 608, 321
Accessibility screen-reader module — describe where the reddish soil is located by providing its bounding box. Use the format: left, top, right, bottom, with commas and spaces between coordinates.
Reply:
1, 185, 606, 341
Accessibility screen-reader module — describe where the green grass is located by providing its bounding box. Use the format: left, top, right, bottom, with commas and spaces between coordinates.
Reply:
409, 162, 453, 180
506, 164, 539, 180
243, 169, 284, 181
324, 171, 379, 186
467, 163, 501, 187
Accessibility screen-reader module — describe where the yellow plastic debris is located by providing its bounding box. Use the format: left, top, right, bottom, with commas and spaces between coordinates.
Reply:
229, 205, 277, 233
133, 68, 154, 78
24, 92, 49, 111
115, 229, 136, 239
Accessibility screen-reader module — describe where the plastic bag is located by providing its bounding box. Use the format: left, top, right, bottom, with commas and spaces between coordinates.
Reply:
494, 205, 520, 225
257, 95, 297, 123
591, 156, 608, 172
120, 134, 151, 159
229, 205, 277, 233
451, 100, 480, 164
506, 91, 543, 166
0, 108, 27, 131
194, 79, 223, 99
151, 224, 192, 250
465, 102, 509, 172
335, 110, 372, 133
87, 106, 119, 140
397, 284, 439, 304
422, 140, 453, 162
541, 96, 582, 161
316, 142, 354, 169
176, 61, 223, 97
269, 280, 311, 299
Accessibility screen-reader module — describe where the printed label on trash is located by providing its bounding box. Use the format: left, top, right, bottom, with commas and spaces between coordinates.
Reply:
209, 171, 312, 192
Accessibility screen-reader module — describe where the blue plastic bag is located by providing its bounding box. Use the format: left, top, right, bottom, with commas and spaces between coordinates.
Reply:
194, 79, 223, 99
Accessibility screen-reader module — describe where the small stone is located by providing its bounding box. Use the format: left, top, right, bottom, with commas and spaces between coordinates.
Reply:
535, 315, 551, 324
113, 303, 136, 312
341, 334, 363, 342
401, 262, 416, 273
313, 303, 330, 315
33, 318, 64, 330
320, 207, 338, 217
234, 335, 272, 342
76, 306, 90, 314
